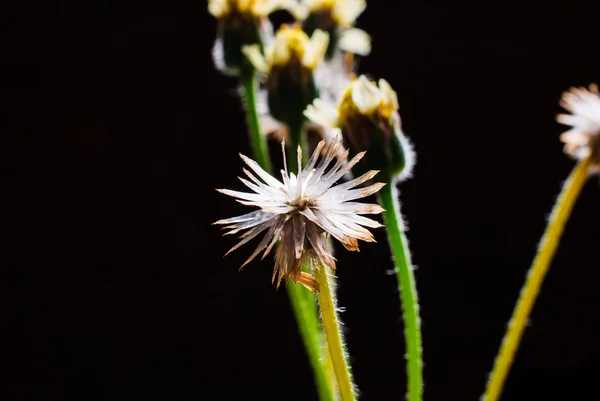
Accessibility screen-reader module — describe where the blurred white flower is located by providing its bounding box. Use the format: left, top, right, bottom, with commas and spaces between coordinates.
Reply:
557, 83, 600, 165
290, 0, 371, 56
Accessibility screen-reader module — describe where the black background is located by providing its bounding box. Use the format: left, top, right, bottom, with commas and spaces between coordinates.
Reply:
2, 1, 600, 400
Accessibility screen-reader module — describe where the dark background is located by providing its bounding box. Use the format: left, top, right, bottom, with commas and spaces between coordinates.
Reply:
2, 1, 600, 400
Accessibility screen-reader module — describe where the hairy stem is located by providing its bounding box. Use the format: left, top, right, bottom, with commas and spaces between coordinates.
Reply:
240, 67, 271, 172
287, 282, 336, 401
314, 262, 356, 401
377, 183, 423, 401
481, 156, 591, 401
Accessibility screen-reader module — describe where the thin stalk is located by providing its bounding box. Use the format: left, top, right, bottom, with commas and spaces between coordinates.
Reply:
287, 282, 336, 401
287, 118, 309, 174
240, 67, 271, 172
239, 71, 334, 401
481, 156, 592, 401
314, 261, 356, 401
377, 183, 422, 401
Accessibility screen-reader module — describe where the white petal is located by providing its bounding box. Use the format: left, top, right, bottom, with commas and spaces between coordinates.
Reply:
336, 182, 387, 202
241, 168, 284, 198
213, 209, 270, 226
303, 29, 329, 69
271, 32, 292, 66
312, 210, 359, 250
216, 188, 265, 202
242, 44, 268, 72
220, 211, 277, 235
285, 0, 309, 20
322, 201, 385, 214
330, 169, 379, 191
239, 154, 285, 189
304, 99, 341, 128
223, 219, 277, 257
324, 212, 375, 241
352, 75, 383, 115
332, 0, 366, 26
342, 214, 383, 228
338, 28, 371, 56
253, 0, 287, 16
560, 130, 589, 146
208, 0, 229, 17
319, 150, 365, 188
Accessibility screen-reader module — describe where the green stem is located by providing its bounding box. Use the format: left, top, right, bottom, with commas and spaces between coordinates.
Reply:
239, 70, 334, 401
378, 183, 423, 401
287, 118, 309, 174
287, 282, 336, 401
240, 67, 271, 172
314, 261, 356, 401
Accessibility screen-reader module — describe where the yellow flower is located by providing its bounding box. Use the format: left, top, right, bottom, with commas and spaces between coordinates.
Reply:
242, 23, 329, 73
306, 75, 399, 129
242, 24, 329, 124
305, 75, 414, 182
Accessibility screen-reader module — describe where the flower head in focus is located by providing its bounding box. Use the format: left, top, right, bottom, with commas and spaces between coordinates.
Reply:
557, 83, 600, 170
214, 136, 385, 291
305, 75, 414, 183
290, 0, 371, 59
242, 24, 329, 124
208, 0, 286, 75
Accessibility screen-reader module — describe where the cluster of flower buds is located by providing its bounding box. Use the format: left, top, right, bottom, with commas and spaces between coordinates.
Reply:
209, 0, 414, 183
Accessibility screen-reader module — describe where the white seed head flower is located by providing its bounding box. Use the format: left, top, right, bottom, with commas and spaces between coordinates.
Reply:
214, 136, 385, 292
557, 83, 600, 165
305, 75, 415, 183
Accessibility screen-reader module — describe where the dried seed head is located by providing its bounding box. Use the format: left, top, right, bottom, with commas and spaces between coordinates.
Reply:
214, 136, 385, 291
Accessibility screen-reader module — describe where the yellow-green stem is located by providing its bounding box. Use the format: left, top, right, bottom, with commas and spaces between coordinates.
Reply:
287, 282, 336, 401
239, 69, 334, 401
377, 183, 422, 401
481, 156, 592, 401
314, 262, 356, 401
